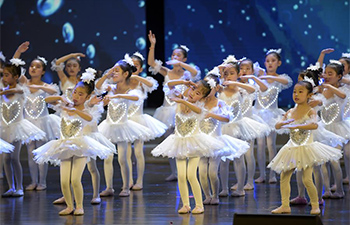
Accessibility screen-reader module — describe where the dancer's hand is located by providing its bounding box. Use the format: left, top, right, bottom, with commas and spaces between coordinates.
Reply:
148, 30, 156, 46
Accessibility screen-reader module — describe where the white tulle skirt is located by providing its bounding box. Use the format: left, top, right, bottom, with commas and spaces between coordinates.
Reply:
253, 108, 287, 134
129, 114, 168, 139
324, 120, 350, 140
98, 120, 153, 143
314, 124, 348, 148
33, 136, 113, 165
218, 135, 250, 161
0, 138, 14, 154
88, 132, 117, 156
222, 117, 271, 141
151, 133, 225, 159
267, 140, 342, 174
26, 114, 61, 141
153, 105, 176, 128
0, 119, 46, 144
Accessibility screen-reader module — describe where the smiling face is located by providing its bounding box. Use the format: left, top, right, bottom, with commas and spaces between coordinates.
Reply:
72, 84, 90, 106
171, 49, 187, 62
264, 54, 281, 74
293, 83, 312, 104
323, 66, 342, 86
29, 59, 45, 78
111, 64, 128, 83
239, 61, 253, 76
65, 59, 81, 77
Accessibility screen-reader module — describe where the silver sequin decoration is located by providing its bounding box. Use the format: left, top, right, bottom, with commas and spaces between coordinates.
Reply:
257, 86, 279, 109
61, 117, 82, 138
230, 100, 241, 122
108, 102, 127, 124
290, 128, 311, 145
175, 115, 197, 137
1, 101, 21, 125
199, 118, 218, 135
321, 103, 340, 125
24, 96, 45, 119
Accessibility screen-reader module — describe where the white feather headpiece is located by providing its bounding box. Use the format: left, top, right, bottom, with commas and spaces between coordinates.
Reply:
207, 78, 217, 89
307, 62, 321, 71
123, 54, 134, 67
133, 51, 145, 61
303, 76, 316, 87
10, 58, 25, 67
238, 57, 247, 63
223, 55, 238, 64
80, 67, 96, 84
0, 51, 5, 62
329, 59, 342, 66
37, 56, 47, 65
341, 53, 350, 59
208, 67, 221, 77
266, 48, 282, 55
180, 45, 190, 52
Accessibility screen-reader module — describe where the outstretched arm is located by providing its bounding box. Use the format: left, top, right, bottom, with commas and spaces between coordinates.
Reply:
317, 48, 334, 66
55, 53, 85, 83
147, 30, 168, 76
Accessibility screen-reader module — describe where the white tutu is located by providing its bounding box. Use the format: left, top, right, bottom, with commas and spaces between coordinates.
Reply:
88, 132, 117, 156
268, 140, 342, 174
0, 138, 14, 154
33, 136, 113, 165
98, 120, 153, 143
222, 117, 271, 141
253, 107, 287, 134
26, 114, 61, 141
324, 120, 350, 139
151, 133, 225, 159
1, 119, 46, 144
153, 105, 176, 128
314, 123, 348, 148
129, 114, 167, 139
219, 135, 250, 161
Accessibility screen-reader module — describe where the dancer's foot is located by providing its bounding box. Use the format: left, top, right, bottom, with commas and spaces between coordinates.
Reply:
269, 177, 277, 184
36, 184, 47, 191
308, 199, 324, 206
178, 205, 191, 214
243, 183, 254, 190
53, 196, 66, 204
290, 196, 308, 205
343, 177, 349, 184
59, 207, 74, 216
165, 174, 177, 182
322, 191, 332, 199
218, 190, 229, 197
25, 183, 37, 191
119, 190, 130, 197
100, 188, 114, 197
271, 206, 291, 214
231, 190, 245, 197
74, 208, 84, 216
230, 183, 238, 190
131, 184, 143, 191
91, 197, 101, 204
2, 189, 16, 197
210, 197, 219, 205
255, 177, 265, 183
203, 197, 212, 205
310, 207, 321, 215
192, 206, 204, 214
330, 184, 337, 192
12, 189, 24, 197
330, 192, 344, 199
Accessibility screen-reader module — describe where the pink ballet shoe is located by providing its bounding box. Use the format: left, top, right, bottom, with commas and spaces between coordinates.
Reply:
131, 184, 143, 191
178, 205, 191, 214
119, 190, 130, 197
100, 188, 114, 197
255, 177, 265, 183
210, 197, 220, 205
271, 206, 291, 214
290, 196, 308, 205
230, 183, 238, 190
231, 190, 245, 197
73, 208, 84, 216
91, 197, 101, 204
269, 177, 277, 184
36, 184, 47, 191
192, 206, 204, 214
25, 183, 37, 191
59, 207, 74, 216
218, 190, 229, 197
165, 174, 177, 182
243, 183, 254, 190
203, 198, 212, 205
322, 191, 332, 199
53, 196, 66, 204
310, 207, 321, 215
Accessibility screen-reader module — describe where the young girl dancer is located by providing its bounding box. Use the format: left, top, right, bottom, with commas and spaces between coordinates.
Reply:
1, 58, 46, 197
254, 49, 293, 183
268, 80, 342, 215
97, 54, 152, 197
152, 78, 224, 214
126, 52, 167, 190
148, 30, 200, 181
33, 75, 112, 215
198, 69, 250, 205
219, 62, 270, 197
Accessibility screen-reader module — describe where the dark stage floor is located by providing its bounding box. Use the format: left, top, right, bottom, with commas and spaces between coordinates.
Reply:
0, 159, 349, 225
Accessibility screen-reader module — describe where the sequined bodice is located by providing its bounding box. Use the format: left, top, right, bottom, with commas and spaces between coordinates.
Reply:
1, 93, 24, 126
107, 98, 128, 124
199, 106, 222, 136
320, 98, 343, 125
60, 114, 84, 139
255, 86, 280, 110
175, 113, 200, 137
128, 101, 143, 118
287, 112, 313, 146
218, 92, 243, 123
24, 89, 49, 120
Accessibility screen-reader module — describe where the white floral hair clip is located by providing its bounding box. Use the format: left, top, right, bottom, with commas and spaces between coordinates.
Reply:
10, 58, 25, 67
238, 57, 247, 63
266, 48, 282, 55
0, 51, 6, 62
223, 55, 238, 64
180, 45, 190, 52
123, 54, 134, 67
37, 56, 47, 65
207, 78, 217, 89
303, 76, 316, 87
329, 59, 342, 66
133, 51, 145, 61
342, 53, 350, 59
208, 67, 221, 77
307, 62, 321, 71
80, 67, 96, 84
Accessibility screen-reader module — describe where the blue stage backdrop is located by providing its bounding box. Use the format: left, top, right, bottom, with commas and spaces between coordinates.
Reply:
1, 0, 349, 108
164, 0, 350, 107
